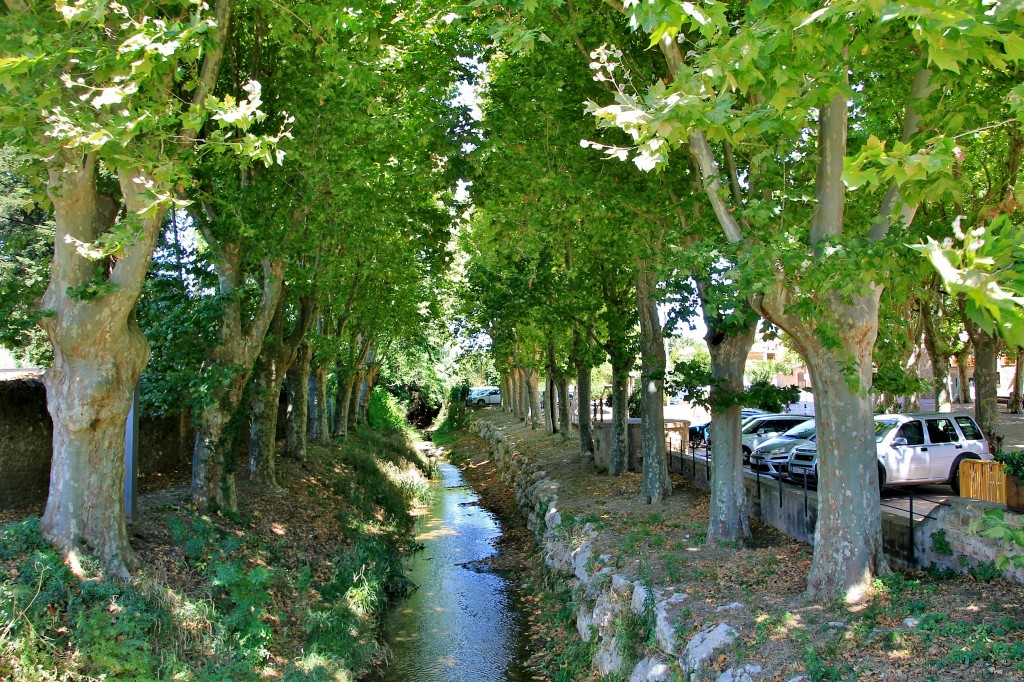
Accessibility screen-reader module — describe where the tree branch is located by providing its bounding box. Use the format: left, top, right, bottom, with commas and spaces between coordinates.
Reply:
183, 0, 234, 142
809, 92, 848, 248
868, 68, 933, 241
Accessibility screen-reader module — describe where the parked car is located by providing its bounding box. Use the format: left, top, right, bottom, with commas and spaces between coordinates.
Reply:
786, 413, 991, 493
741, 414, 813, 464
468, 388, 501, 406
750, 419, 816, 478
688, 409, 774, 449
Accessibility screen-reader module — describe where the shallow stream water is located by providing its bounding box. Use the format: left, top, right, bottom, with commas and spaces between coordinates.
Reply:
365, 463, 529, 682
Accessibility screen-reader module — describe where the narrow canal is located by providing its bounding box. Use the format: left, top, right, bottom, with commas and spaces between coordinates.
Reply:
366, 462, 530, 682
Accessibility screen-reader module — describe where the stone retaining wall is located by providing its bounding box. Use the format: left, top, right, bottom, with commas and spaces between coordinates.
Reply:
473, 418, 789, 682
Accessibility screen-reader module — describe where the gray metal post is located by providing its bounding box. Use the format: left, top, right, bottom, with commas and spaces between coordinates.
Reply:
124, 384, 140, 520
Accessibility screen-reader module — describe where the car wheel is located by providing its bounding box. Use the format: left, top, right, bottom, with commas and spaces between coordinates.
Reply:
742, 446, 751, 465
877, 463, 887, 491
949, 456, 976, 496
476, 399, 486, 407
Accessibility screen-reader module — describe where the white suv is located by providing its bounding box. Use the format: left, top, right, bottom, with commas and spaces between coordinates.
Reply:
468, 387, 501, 406
787, 413, 991, 493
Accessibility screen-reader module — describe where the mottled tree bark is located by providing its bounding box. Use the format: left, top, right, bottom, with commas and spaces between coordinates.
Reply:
248, 293, 317, 487
637, 266, 671, 503
609, 359, 629, 476
285, 340, 312, 460
756, 285, 889, 602
39, 160, 162, 577
1011, 349, 1023, 414
704, 310, 756, 544
524, 367, 542, 429
572, 330, 595, 457
576, 364, 594, 457
557, 375, 571, 442
309, 363, 329, 444
192, 250, 285, 511
961, 298, 1004, 450
921, 301, 953, 412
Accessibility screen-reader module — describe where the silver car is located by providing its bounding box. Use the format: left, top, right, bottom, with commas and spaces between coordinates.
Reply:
750, 419, 816, 478
787, 413, 991, 493
740, 414, 813, 464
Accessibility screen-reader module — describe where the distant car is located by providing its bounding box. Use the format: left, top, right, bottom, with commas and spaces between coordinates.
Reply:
688, 409, 773, 449
786, 413, 991, 493
750, 419, 816, 478
741, 414, 813, 464
468, 388, 501, 406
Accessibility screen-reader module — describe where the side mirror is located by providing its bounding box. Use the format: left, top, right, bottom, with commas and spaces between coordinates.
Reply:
892, 437, 908, 447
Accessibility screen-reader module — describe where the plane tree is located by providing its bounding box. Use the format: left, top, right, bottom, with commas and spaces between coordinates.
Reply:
577, 0, 1023, 600
0, 0, 286, 575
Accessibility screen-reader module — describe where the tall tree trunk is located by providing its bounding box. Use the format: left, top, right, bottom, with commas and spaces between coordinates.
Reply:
1011, 349, 1023, 414
248, 292, 317, 485
637, 266, 671, 503
348, 368, 363, 429
756, 286, 889, 602
309, 364, 329, 444
576, 364, 594, 457
961, 300, 1004, 450
525, 367, 542, 429
609, 358, 629, 476
546, 341, 559, 434
189, 241, 284, 511
38, 160, 163, 578
248, 355, 283, 488
921, 301, 952, 412
503, 372, 512, 413
517, 366, 526, 420
955, 345, 973, 403
557, 375, 571, 442
286, 340, 312, 460
704, 313, 756, 544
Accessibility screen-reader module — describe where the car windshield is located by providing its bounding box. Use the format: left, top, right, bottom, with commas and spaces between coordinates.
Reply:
783, 420, 815, 439
742, 419, 769, 435
874, 419, 900, 442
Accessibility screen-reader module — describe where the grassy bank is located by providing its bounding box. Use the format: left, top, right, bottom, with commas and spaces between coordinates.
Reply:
1, 391, 436, 681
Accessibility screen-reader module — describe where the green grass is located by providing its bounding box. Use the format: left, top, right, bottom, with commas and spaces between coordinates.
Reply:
0, 413, 434, 682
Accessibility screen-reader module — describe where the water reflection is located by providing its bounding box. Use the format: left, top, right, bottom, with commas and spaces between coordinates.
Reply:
366, 463, 528, 682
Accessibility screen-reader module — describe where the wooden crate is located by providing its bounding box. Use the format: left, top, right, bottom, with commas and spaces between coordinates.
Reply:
960, 459, 1006, 505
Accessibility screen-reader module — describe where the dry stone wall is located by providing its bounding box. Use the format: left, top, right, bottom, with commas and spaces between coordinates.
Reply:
473, 418, 806, 682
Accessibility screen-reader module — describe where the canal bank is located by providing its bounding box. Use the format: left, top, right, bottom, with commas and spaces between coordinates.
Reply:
366, 444, 535, 682
463, 411, 1024, 682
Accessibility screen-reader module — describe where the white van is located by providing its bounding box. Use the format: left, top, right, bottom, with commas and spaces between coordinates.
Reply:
786, 413, 991, 494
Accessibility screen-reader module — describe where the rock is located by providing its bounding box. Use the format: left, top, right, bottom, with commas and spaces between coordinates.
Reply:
629, 656, 671, 682
631, 584, 650, 614
655, 592, 689, 654
903, 616, 921, 628
612, 573, 634, 598
591, 589, 620, 638
680, 622, 739, 671
825, 621, 846, 629
544, 501, 561, 533
787, 677, 807, 682
577, 605, 596, 641
572, 539, 595, 582
594, 636, 624, 675
717, 663, 763, 681
715, 602, 745, 613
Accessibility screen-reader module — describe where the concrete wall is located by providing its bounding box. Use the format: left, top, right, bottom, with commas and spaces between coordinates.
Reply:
0, 375, 194, 510
672, 450, 1023, 583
